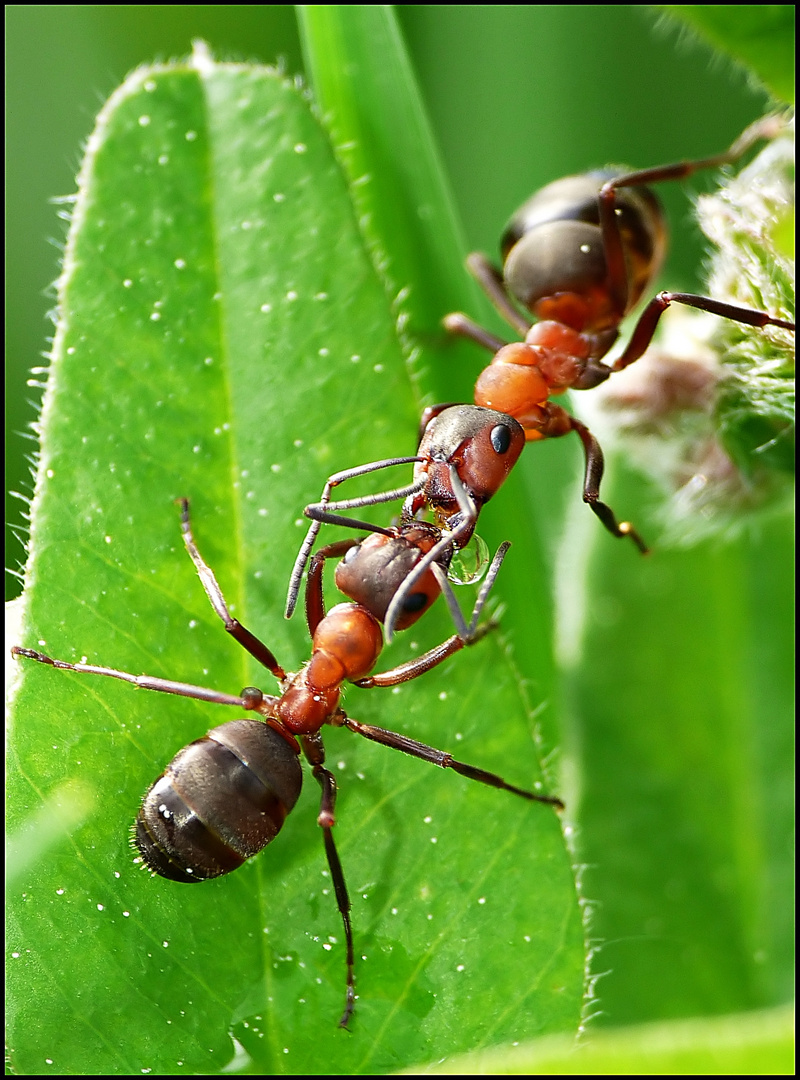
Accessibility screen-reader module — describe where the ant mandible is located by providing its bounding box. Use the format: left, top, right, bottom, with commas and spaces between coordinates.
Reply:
12, 498, 562, 1029
444, 114, 795, 550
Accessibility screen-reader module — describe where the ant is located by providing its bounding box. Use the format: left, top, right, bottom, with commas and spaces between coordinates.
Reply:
11, 498, 562, 1029
286, 118, 794, 639
443, 114, 794, 549
285, 403, 526, 642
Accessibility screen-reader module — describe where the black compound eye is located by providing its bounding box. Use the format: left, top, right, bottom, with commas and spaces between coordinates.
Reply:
402, 591, 429, 614
490, 424, 512, 455
241, 687, 264, 709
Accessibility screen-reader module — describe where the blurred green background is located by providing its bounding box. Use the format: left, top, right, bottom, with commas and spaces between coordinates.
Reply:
6, 5, 773, 600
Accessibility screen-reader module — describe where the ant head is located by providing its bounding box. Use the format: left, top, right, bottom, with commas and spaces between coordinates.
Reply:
419, 406, 525, 507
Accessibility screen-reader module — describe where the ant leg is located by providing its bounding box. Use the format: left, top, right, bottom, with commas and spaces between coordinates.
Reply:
305, 539, 359, 636
436, 539, 510, 642
342, 715, 564, 809
383, 464, 478, 644
354, 543, 511, 688
301, 733, 355, 1029
304, 512, 396, 535
599, 114, 788, 315
605, 115, 786, 200
285, 458, 424, 620
569, 416, 649, 554
612, 291, 795, 373
465, 252, 532, 337
443, 312, 507, 354
177, 499, 286, 680
10, 646, 275, 711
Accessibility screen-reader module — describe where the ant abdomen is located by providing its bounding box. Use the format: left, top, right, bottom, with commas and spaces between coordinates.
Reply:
501, 171, 666, 332
135, 719, 302, 883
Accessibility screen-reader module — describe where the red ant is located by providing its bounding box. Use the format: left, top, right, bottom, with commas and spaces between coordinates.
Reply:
287, 118, 793, 638
444, 114, 794, 549
284, 404, 526, 641
11, 498, 562, 1029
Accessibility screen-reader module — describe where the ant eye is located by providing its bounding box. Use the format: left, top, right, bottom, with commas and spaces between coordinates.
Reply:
342, 544, 361, 564
490, 424, 512, 455
402, 591, 428, 614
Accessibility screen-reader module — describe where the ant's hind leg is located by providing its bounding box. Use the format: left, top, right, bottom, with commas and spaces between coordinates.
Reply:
342, 714, 564, 809
300, 733, 356, 1029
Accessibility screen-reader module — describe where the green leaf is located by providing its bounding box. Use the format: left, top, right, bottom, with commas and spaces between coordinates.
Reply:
7, 44, 581, 1076
404, 1003, 795, 1074
664, 5, 796, 103
297, 4, 480, 400
563, 488, 794, 1022
9, 7, 794, 1074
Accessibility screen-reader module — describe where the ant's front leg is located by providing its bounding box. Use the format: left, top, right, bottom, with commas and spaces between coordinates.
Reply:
355, 542, 510, 688
285, 457, 424, 620
382, 463, 482, 643
177, 498, 287, 680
